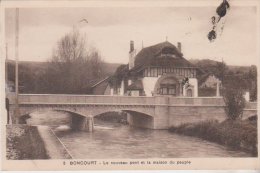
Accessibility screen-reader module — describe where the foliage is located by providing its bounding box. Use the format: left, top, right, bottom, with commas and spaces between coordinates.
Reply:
191, 59, 227, 78
40, 28, 104, 94
6, 61, 119, 94
169, 118, 257, 156
215, 61, 228, 80
6, 28, 106, 94
223, 88, 246, 120
6, 125, 49, 159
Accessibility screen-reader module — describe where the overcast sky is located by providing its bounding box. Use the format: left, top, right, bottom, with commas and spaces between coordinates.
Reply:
5, 5, 258, 66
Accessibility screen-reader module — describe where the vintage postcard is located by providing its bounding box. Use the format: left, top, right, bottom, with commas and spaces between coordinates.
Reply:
0, 0, 260, 171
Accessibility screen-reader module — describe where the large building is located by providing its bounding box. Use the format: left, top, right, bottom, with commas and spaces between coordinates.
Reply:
107, 41, 201, 97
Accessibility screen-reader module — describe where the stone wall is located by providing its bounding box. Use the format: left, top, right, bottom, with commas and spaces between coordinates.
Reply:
168, 105, 257, 127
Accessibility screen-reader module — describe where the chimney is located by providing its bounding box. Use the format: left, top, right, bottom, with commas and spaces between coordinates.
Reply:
177, 42, 182, 53
130, 40, 134, 53
129, 40, 136, 70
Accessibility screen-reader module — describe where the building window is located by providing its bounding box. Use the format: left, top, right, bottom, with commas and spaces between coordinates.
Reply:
147, 68, 151, 77
160, 84, 176, 95
151, 68, 157, 77
184, 69, 187, 77
158, 68, 162, 75
169, 88, 176, 95
154, 68, 158, 77
162, 87, 168, 95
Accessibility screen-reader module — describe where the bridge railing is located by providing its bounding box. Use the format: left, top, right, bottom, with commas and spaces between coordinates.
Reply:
13, 94, 156, 105
168, 97, 225, 106
8, 94, 257, 109
168, 97, 257, 109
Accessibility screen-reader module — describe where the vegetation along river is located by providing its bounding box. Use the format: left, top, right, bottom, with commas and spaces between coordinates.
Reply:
26, 111, 252, 159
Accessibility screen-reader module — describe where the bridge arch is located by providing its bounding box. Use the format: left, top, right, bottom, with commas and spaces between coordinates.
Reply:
17, 107, 93, 131
16, 106, 155, 130
93, 110, 154, 129
18, 106, 87, 120
92, 109, 153, 118
123, 110, 154, 129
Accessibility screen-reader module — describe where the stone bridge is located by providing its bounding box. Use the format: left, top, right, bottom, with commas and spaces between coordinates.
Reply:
7, 94, 257, 131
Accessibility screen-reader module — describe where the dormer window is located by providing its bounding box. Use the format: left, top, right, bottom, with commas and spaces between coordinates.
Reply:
160, 47, 176, 58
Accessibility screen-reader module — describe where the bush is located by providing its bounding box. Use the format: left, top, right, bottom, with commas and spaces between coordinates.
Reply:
169, 119, 258, 156
223, 88, 246, 120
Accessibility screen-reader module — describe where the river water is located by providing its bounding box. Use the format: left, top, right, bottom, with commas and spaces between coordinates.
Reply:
27, 111, 252, 159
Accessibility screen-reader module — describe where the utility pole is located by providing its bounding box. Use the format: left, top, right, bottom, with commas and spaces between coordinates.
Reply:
6, 43, 10, 124
15, 8, 20, 123
5, 43, 8, 85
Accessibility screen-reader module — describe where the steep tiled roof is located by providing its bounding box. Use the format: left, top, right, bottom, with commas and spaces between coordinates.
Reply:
133, 41, 195, 69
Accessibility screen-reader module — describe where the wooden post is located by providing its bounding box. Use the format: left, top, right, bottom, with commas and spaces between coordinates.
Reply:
15, 8, 20, 123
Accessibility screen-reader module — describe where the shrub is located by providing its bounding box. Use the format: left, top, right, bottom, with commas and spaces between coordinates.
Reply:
223, 88, 246, 120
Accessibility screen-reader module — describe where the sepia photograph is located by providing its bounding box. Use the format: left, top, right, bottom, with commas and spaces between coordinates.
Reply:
1, 0, 259, 171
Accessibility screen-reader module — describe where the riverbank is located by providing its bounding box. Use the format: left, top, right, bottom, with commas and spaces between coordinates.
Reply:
37, 126, 72, 159
169, 117, 257, 156
6, 125, 49, 159
6, 125, 72, 160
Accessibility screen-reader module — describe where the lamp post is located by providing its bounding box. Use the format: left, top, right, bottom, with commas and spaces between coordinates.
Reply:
15, 8, 20, 123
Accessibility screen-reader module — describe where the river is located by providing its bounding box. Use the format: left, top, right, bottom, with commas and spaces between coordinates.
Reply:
27, 111, 252, 159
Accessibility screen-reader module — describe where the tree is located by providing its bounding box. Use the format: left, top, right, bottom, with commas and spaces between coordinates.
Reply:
215, 61, 228, 81
223, 88, 245, 120
43, 28, 104, 94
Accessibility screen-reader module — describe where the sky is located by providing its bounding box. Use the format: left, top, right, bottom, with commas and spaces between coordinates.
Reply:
5, 4, 258, 66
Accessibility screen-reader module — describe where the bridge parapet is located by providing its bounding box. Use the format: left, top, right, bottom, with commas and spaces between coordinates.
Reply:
8, 94, 257, 110
169, 97, 225, 106
9, 94, 155, 105
168, 97, 257, 109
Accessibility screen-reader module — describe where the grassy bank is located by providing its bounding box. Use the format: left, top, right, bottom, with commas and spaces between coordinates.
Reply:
169, 117, 257, 156
6, 125, 49, 160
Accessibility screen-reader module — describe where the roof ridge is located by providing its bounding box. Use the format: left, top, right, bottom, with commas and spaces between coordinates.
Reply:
142, 41, 174, 49
91, 76, 110, 88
